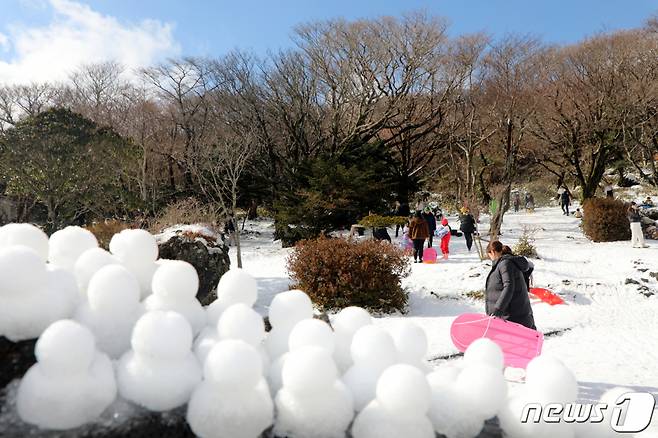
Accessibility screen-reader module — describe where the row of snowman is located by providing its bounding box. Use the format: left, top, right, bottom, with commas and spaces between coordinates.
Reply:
0, 223, 619, 438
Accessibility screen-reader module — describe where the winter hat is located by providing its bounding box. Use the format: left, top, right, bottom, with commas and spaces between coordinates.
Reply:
441, 218, 448, 226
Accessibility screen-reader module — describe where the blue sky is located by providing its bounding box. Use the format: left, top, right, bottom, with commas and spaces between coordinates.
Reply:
1, 0, 657, 83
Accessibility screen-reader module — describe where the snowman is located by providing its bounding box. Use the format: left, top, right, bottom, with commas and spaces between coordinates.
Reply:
16, 320, 116, 429
187, 340, 273, 438
116, 311, 202, 411
274, 346, 354, 438
391, 321, 431, 373
74, 264, 144, 358
0, 245, 78, 341
144, 260, 205, 336
351, 364, 434, 438
343, 325, 398, 411
74, 247, 121, 297
195, 302, 267, 369
48, 226, 99, 271
0, 223, 49, 261
269, 317, 336, 394
331, 306, 372, 372
206, 268, 259, 326
109, 229, 159, 299
265, 289, 314, 360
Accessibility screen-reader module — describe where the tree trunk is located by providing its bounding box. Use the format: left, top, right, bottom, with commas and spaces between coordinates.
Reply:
234, 227, 243, 269
489, 184, 511, 240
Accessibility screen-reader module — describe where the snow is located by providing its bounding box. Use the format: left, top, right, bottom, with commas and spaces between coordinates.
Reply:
332, 306, 373, 372
109, 228, 159, 298
187, 340, 273, 438
48, 226, 98, 270
116, 311, 201, 411
0, 245, 79, 341
16, 320, 116, 429
0, 223, 49, 262
73, 247, 121, 296
207, 268, 258, 325
288, 318, 336, 354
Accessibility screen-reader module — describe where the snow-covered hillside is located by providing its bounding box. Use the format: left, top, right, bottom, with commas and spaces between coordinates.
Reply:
235, 207, 658, 436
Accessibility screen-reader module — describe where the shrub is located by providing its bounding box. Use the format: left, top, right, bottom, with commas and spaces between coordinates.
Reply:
582, 198, 631, 242
85, 220, 132, 249
149, 198, 217, 233
358, 214, 408, 228
287, 237, 410, 313
513, 227, 539, 258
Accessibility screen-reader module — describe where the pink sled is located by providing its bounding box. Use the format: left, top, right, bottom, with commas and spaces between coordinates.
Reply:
450, 313, 544, 369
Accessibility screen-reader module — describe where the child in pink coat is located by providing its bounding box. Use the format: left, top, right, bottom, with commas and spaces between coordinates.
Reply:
435, 218, 451, 260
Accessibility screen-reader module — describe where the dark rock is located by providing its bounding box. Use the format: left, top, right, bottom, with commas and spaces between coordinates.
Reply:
469, 273, 482, 278
650, 272, 658, 281
625, 278, 640, 285
638, 268, 649, 272
562, 279, 571, 285
158, 232, 230, 305
642, 278, 650, 283
0, 337, 36, 390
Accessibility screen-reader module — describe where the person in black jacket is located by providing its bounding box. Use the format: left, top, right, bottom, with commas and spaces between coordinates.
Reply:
484, 241, 536, 330
422, 208, 437, 248
458, 207, 476, 251
559, 187, 571, 215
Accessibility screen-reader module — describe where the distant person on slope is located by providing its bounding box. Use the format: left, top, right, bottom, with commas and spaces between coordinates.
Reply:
458, 207, 476, 252
408, 211, 429, 263
525, 193, 535, 211
628, 202, 649, 248
485, 241, 536, 330
435, 217, 452, 260
559, 187, 571, 215
422, 208, 437, 248
513, 192, 521, 212
394, 201, 410, 238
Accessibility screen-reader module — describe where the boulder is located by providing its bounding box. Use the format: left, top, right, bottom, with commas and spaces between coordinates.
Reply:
157, 227, 230, 305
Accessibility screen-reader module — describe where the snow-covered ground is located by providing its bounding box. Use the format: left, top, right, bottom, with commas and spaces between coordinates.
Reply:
235, 206, 658, 436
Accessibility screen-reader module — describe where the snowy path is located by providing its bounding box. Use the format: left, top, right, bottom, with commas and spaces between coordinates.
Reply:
233, 208, 658, 435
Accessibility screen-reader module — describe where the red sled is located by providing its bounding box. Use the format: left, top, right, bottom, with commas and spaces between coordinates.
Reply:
450, 313, 543, 369
529, 287, 565, 306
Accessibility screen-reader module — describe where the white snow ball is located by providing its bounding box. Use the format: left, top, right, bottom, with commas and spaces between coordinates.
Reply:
376, 364, 431, 416
455, 364, 507, 419
391, 321, 428, 362
216, 267, 258, 306
0, 223, 49, 261
352, 400, 435, 438
131, 311, 193, 359
35, 320, 96, 376
428, 383, 486, 438
217, 303, 266, 346
426, 366, 461, 389
332, 306, 372, 336
48, 226, 98, 270
288, 318, 335, 353
464, 338, 504, 370
87, 264, 140, 314
350, 325, 398, 367
268, 289, 313, 329
526, 355, 578, 403
204, 340, 263, 389
0, 245, 47, 295
109, 228, 158, 265
282, 346, 337, 394
268, 352, 288, 395
151, 260, 199, 300
498, 391, 546, 438
73, 248, 120, 295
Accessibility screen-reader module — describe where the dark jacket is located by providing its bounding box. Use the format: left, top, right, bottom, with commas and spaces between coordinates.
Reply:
485, 255, 536, 329
560, 191, 571, 205
408, 217, 429, 240
628, 209, 642, 223
422, 212, 437, 232
398, 203, 411, 217
459, 214, 476, 234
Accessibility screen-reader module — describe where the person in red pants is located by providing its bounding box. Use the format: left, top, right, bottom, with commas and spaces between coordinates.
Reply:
436, 217, 451, 260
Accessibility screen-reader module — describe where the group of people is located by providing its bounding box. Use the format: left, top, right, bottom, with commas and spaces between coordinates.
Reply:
512, 192, 535, 212
397, 204, 478, 263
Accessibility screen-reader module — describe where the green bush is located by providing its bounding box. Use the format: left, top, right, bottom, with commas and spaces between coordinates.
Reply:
287, 237, 410, 313
582, 198, 631, 242
513, 228, 539, 258
358, 214, 408, 228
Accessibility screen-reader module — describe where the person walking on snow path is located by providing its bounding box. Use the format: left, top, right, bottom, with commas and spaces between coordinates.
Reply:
422, 208, 437, 248
513, 192, 520, 212
485, 241, 536, 330
628, 202, 649, 248
559, 187, 571, 215
458, 208, 476, 252
435, 217, 451, 260
408, 211, 429, 263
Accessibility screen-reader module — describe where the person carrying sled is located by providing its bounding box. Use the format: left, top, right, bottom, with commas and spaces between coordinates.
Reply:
422, 208, 437, 248
458, 207, 476, 252
628, 202, 649, 248
435, 217, 451, 260
484, 241, 536, 330
408, 211, 429, 263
